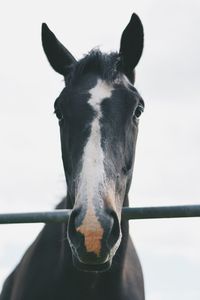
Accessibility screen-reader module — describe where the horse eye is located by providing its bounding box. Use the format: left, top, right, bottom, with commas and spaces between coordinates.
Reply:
135, 104, 144, 118
54, 108, 63, 121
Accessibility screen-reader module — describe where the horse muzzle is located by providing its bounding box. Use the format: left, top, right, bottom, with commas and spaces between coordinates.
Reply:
67, 206, 121, 272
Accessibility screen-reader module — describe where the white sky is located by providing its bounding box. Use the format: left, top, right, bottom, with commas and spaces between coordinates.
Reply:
0, 1, 200, 299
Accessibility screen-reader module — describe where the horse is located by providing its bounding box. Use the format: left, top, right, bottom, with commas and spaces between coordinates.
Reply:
0, 13, 145, 300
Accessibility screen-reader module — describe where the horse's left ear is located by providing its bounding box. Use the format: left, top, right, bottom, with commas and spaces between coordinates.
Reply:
41, 23, 76, 76
119, 13, 144, 81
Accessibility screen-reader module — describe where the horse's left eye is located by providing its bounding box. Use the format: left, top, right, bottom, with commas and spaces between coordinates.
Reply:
135, 104, 144, 118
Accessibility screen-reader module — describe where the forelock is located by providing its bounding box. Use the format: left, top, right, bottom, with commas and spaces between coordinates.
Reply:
65, 50, 122, 85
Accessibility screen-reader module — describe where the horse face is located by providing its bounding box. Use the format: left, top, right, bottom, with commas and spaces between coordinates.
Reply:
42, 13, 144, 272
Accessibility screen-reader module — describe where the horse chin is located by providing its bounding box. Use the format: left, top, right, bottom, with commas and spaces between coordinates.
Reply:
72, 255, 112, 272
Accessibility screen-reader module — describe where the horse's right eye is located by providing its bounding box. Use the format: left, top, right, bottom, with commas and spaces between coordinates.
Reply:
54, 108, 63, 121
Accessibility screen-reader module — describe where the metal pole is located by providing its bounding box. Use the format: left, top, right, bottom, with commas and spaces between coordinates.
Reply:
122, 205, 200, 220
0, 210, 71, 224
0, 205, 200, 224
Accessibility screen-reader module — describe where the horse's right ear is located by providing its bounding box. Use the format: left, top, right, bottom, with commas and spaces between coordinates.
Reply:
41, 23, 76, 76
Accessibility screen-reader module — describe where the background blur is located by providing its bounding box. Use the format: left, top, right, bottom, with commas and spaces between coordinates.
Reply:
0, 1, 200, 299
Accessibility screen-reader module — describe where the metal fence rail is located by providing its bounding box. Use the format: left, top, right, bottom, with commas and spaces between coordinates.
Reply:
0, 205, 200, 224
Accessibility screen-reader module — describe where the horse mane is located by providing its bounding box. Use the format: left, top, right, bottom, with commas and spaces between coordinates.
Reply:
65, 50, 121, 85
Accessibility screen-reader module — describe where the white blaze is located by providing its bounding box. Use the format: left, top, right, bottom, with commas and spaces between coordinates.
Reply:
77, 79, 113, 205
75, 79, 114, 255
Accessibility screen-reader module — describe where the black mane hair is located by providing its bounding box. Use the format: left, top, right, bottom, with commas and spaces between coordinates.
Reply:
65, 50, 122, 85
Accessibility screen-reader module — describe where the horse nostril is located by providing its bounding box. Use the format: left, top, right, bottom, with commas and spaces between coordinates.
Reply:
67, 207, 81, 247
107, 210, 120, 249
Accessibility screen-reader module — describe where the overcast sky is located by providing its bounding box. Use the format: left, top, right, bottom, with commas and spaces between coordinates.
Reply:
0, 1, 200, 299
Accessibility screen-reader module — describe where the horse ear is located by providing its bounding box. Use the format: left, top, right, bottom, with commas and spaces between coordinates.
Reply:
119, 13, 144, 80
41, 23, 76, 76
